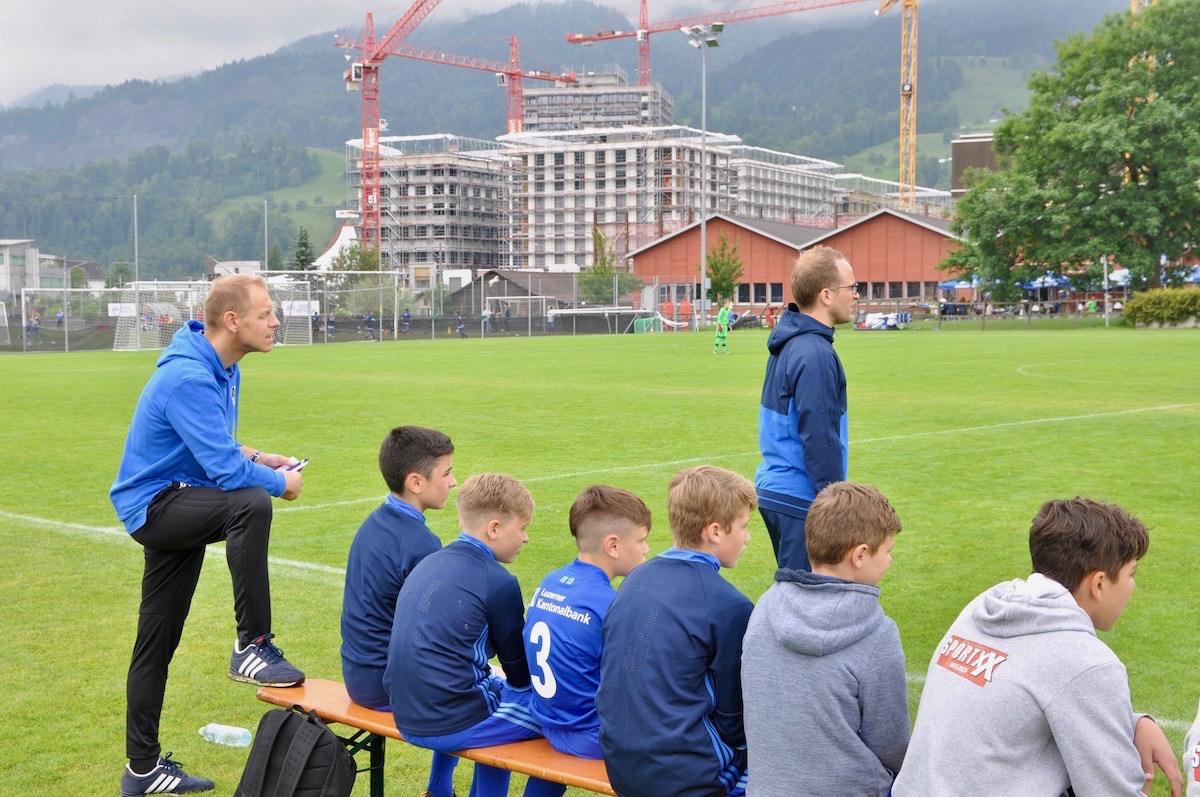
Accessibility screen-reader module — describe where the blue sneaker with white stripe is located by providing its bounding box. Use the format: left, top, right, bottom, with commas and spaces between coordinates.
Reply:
120, 753, 213, 796
228, 633, 305, 687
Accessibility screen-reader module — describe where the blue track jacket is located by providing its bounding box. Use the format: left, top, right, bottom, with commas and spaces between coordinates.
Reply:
110, 321, 286, 533
754, 307, 848, 517
597, 550, 753, 797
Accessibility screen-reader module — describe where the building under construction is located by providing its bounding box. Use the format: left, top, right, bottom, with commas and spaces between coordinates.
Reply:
522, 66, 674, 132
343, 96, 950, 279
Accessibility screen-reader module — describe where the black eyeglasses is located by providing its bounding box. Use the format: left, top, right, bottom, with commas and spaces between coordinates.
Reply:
828, 283, 861, 295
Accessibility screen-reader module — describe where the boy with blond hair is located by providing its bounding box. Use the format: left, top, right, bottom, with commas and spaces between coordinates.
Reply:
597, 465, 756, 797
523, 485, 652, 773
742, 481, 909, 796
893, 498, 1181, 797
385, 473, 560, 797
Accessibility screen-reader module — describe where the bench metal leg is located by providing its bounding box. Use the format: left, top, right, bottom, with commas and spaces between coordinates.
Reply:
338, 728, 386, 797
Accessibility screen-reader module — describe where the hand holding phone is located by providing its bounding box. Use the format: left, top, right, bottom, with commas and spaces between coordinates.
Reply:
277, 458, 308, 472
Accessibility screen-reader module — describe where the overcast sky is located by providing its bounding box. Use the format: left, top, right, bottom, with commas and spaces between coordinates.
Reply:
2, 0, 724, 107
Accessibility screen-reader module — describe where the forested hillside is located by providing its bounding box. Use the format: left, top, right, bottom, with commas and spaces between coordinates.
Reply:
0, 0, 1131, 278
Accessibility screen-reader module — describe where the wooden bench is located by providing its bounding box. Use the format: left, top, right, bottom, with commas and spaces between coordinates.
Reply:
256, 678, 614, 797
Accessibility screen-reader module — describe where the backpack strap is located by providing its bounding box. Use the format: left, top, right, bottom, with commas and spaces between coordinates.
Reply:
273, 709, 325, 797
238, 707, 296, 797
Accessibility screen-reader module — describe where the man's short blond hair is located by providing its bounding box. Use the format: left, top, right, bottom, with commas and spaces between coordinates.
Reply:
667, 465, 756, 549
806, 482, 901, 566
791, 246, 846, 310
205, 274, 269, 325
456, 472, 534, 531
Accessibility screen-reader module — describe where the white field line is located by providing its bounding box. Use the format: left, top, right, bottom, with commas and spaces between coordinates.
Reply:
278, 401, 1200, 516
4, 401, 1197, 730
3, 505, 1195, 731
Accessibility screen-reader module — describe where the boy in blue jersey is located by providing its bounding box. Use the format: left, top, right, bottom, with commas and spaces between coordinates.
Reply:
385, 473, 560, 797
340, 426, 458, 797
597, 465, 757, 797
523, 485, 652, 778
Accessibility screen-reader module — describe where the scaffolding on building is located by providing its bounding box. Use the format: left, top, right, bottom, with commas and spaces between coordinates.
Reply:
834, 173, 953, 222
345, 134, 520, 283
522, 65, 674, 131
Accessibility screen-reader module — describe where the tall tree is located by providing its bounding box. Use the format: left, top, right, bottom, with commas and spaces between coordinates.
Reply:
268, 242, 284, 271
706, 232, 744, 303
579, 227, 643, 305
946, 0, 1200, 292
290, 226, 315, 271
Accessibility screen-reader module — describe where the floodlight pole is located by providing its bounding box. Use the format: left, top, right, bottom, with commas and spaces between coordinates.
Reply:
682, 23, 722, 333
1101, 254, 1110, 328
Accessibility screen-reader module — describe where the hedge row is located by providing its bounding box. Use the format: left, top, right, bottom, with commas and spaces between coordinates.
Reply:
1123, 288, 1200, 326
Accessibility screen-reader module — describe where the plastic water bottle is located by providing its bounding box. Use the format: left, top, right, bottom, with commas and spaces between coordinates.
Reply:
1186, 698, 1200, 797
199, 723, 252, 748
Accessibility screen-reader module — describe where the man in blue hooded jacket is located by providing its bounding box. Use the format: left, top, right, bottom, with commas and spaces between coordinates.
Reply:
754, 246, 857, 570
110, 274, 305, 796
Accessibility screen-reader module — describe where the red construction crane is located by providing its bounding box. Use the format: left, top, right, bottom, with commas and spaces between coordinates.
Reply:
567, 0, 873, 87
391, 37, 577, 135
337, 1, 447, 250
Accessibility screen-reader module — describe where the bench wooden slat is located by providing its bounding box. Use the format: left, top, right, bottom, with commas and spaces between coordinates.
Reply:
257, 678, 614, 795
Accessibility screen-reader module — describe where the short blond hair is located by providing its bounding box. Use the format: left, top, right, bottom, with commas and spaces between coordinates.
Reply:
791, 246, 846, 309
667, 465, 756, 549
806, 482, 901, 566
205, 274, 269, 324
456, 473, 534, 531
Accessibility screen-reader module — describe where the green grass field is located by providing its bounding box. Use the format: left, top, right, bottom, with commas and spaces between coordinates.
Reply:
2, 326, 1197, 795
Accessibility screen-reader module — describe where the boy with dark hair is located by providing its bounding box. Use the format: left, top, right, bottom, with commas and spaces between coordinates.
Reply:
597, 465, 756, 797
523, 485, 652, 777
341, 425, 456, 709
386, 473, 560, 797
341, 425, 457, 797
742, 481, 909, 796
893, 497, 1182, 797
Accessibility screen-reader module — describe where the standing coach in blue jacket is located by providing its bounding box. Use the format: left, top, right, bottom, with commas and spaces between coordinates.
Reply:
110, 274, 306, 797
754, 246, 857, 570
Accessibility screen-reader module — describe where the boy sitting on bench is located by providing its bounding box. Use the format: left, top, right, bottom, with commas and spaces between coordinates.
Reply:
385, 473, 561, 797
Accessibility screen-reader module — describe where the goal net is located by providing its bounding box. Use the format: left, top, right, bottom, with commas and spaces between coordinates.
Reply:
113, 280, 310, 351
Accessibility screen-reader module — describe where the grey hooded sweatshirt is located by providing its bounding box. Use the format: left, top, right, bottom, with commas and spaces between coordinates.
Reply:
893, 573, 1147, 797
742, 569, 909, 796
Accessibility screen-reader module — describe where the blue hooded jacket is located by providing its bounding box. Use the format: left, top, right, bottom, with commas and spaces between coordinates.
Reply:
754, 306, 848, 516
110, 321, 285, 533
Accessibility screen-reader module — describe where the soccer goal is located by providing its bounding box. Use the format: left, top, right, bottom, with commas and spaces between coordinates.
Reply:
0, 302, 9, 347
113, 280, 311, 351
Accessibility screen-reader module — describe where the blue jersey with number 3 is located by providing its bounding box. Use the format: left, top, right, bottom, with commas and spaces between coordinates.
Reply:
522, 560, 615, 734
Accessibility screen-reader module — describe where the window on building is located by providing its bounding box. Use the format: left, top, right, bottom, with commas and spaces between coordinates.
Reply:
889, 282, 903, 299
770, 283, 784, 303
871, 282, 884, 300
737, 284, 751, 303
907, 282, 920, 298
754, 283, 767, 303
535, 154, 545, 166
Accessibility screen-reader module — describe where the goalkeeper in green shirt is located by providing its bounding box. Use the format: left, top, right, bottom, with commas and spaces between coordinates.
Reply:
714, 300, 732, 353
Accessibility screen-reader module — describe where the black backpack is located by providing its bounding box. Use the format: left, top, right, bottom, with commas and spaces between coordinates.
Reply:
234, 705, 356, 797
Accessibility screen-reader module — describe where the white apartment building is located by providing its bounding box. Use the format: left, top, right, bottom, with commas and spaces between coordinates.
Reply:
522, 66, 674, 131
0, 239, 40, 305
345, 130, 946, 276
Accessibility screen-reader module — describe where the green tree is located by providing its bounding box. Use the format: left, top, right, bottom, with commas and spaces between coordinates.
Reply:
706, 232, 744, 303
290, 226, 316, 270
107, 260, 133, 288
267, 242, 284, 271
328, 243, 380, 272
946, 0, 1200, 292
579, 227, 643, 305
69, 267, 88, 288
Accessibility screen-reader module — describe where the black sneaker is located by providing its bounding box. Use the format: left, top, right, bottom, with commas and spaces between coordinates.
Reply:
119, 753, 214, 796
228, 633, 305, 687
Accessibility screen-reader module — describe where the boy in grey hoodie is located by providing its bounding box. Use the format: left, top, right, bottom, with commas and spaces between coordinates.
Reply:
742, 482, 909, 796
893, 497, 1182, 797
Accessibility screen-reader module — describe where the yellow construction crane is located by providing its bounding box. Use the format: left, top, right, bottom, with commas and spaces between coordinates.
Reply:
877, 0, 918, 211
